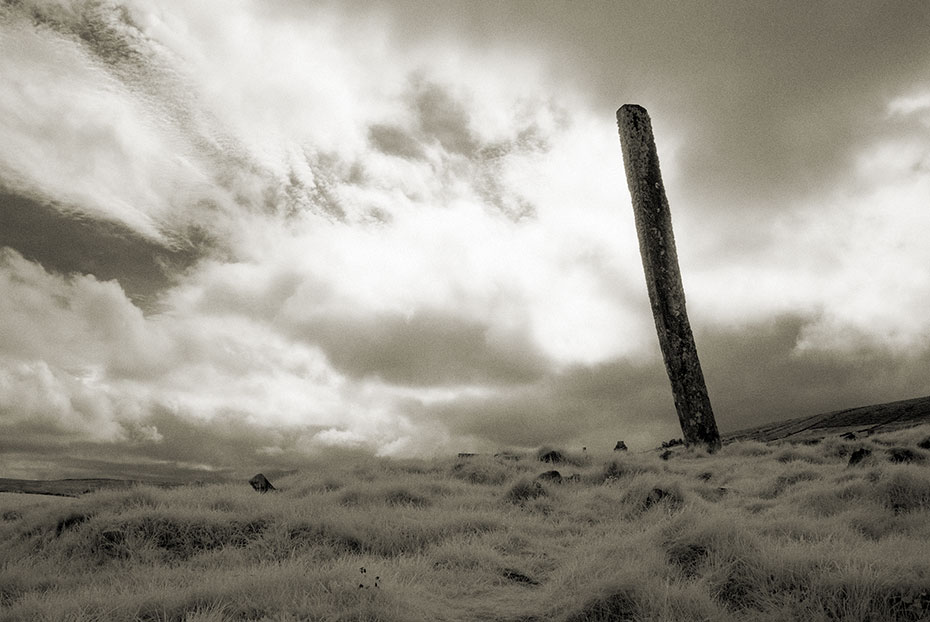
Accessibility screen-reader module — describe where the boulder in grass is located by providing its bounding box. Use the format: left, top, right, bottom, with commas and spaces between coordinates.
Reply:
614, 441, 628, 452
249, 473, 276, 493
840, 432, 857, 440
847, 448, 871, 467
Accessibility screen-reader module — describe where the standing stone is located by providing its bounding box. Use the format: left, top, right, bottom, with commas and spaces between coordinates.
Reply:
614, 441, 628, 452
617, 104, 721, 452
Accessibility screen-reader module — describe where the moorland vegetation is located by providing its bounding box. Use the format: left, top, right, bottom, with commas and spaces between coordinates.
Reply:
3, 425, 930, 621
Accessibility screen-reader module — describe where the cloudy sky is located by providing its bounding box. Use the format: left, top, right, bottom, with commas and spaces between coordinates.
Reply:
1, 1, 929, 479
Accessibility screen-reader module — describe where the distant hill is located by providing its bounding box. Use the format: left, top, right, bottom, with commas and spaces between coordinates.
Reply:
723, 394, 930, 444
4, 395, 930, 498
0, 477, 180, 497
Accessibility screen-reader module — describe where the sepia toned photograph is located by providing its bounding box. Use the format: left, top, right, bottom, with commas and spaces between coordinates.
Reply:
1, 1, 929, 620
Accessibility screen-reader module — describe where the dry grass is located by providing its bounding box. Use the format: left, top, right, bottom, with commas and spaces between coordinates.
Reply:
4, 425, 930, 621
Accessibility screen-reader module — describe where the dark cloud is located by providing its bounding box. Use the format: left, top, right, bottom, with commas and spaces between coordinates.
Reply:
4, 312, 928, 477
429, 314, 930, 450
352, 0, 930, 210
432, 358, 678, 450
410, 78, 481, 156
0, 405, 329, 481
132, 408, 323, 473
368, 123, 427, 160
699, 315, 930, 431
0, 189, 205, 310
288, 310, 551, 387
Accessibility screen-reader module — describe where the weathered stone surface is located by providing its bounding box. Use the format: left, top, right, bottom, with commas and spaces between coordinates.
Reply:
249, 473, 276, 493
614, 441, 628, 452
847, 448, 871, 467
617, 104, 720, 453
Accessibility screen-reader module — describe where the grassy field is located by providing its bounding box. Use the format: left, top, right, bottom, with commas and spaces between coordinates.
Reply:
3, 426, 930, 621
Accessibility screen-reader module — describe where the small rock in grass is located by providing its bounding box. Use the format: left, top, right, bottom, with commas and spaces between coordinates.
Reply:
614, 441, 628, 452
249, 473, 276, 493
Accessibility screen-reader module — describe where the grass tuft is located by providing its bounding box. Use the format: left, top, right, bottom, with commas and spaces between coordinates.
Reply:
565, 590, 640, 622
876, 467, 930, 513
505, 479, 548, 505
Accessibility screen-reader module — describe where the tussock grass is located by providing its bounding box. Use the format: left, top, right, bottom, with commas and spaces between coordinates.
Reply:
4, 426, 930, 620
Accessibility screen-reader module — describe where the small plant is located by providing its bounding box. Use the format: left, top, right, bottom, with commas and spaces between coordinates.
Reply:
358, 567, 380, 589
